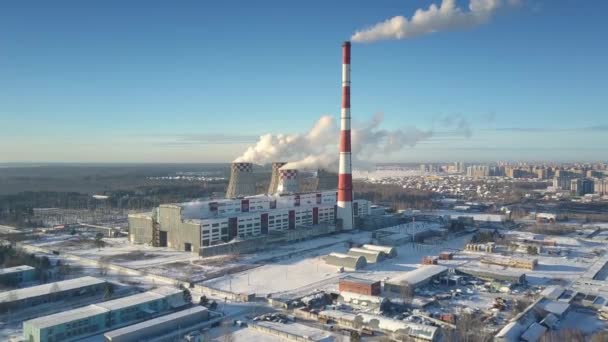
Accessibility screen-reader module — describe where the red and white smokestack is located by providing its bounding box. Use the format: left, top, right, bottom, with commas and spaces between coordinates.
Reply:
337, 41, 354, 230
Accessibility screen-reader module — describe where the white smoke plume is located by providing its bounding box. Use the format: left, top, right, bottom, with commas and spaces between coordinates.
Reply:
235, 113, 439, 171
351, 0, 522, 43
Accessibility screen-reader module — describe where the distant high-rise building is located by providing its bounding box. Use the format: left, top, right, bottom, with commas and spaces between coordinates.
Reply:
466, 165, 490, 178
595, 178, 608, 196
571, 178, 594, 196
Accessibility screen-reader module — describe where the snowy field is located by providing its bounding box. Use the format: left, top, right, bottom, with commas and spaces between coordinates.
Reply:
203, 232, 474, 297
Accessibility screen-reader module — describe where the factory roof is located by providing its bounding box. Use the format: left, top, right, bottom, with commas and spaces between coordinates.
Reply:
347, 248, 385, 263
24, 304, 110, 329
536, 298, 570, 317
24, 287, 183, 329
325, 253, 367, 270
104, 306, 208, 339
520, 322, 547, 342
540, 286, 566, 300
339, 292, 386, 304
494, 322, 526, 342
361, 244, 397, 257
0, 265, 35, 275
318, 310, 438, 340
387, 265, 448, 287
0, 276, 105, 303
340, 275, 379, 285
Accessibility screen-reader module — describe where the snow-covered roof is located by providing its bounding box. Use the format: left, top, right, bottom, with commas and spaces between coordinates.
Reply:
325, 253, 366, 270
318, 310, 438, 340
347, 248, 384, 263
24, 287, 183, 330
387, 265, 448, 287
24, 304, 110, 329
340, 275, 379, 285
495, 322, 526, 342
0, 276, 105, 303
254, 321, 332, 342
96, 287, 182, 311
536, 298, 570, 317
104, 306, 208, 339
338, 292, 386, 304
540, 313, 559, 329
540, 286, 565, 300
520, 322, 547, 342
0, 265, 35, 275
362, 244, 398, 257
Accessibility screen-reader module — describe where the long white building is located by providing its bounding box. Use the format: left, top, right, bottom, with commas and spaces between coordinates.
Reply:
129, 190, 371, 254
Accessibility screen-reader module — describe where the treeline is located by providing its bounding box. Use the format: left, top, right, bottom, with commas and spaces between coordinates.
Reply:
354, 182, 435, 211
0, 181, 227, 227
0, 245, 52, 283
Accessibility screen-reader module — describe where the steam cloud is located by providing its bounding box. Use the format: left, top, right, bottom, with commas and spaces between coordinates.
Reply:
351, 0, 522, 43
234, 113, 471, 171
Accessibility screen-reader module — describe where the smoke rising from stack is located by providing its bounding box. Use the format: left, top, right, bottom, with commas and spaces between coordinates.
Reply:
234, 112, 471, 171
351, 0, 522, 43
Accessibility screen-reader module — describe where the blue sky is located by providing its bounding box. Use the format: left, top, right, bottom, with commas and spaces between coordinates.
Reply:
0, 0, 606, 163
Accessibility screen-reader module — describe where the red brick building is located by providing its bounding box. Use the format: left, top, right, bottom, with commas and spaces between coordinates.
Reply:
338, 276, 381, 296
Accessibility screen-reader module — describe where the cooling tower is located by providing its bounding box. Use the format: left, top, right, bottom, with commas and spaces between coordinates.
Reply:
267, 162, 287, 194
337, 41, 354, 230
277, 169, 299, 194
225, 162, 256, 198
315, 168, 338, 191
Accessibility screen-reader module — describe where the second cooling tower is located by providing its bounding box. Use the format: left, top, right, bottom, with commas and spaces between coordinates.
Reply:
267, 162, 287, 194
276, 169, 299, 194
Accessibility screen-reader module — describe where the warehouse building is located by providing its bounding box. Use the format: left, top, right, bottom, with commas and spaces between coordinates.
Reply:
0, 265, 36, 285
0, 276, 106, 312
456, 267, 526, 285
337, 292, 387, 309
319, 310, 439, 341
339, 276, 381, 296
325, 253, 367, 271
23, 287, 186, 342
362, 244, 397, 258
347, 247, 386, 263
104, 306, 209, 342
384, 265, 448, 293
128, 191, 371, 254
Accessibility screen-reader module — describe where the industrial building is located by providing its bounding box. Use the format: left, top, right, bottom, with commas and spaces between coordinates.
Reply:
361, 244, 397, 258
23, 287, 186, 342
384, 265, 448, 293
128, 190, 371, 254
347, 247, 386, 263
338, 276, 381, 296
104, 306, 210, 342
0, 265, 36, 285
456, 267, 526, 285
319, 310, 439, 341
0, 276, 106, 312
324, 253, 366, 271
337, 292, 387, 309
480, 256, 538, 270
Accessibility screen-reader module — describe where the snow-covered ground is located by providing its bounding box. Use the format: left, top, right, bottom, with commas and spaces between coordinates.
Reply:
203, 231, 474, 298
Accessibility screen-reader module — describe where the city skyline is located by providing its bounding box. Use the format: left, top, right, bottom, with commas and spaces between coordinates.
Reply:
1, 0, 607, 163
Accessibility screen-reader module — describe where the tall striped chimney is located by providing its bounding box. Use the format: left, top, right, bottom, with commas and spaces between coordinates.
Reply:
337, 41, 354, 230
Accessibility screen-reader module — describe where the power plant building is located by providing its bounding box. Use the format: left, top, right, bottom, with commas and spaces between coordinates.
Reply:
128, 190, 371, 254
